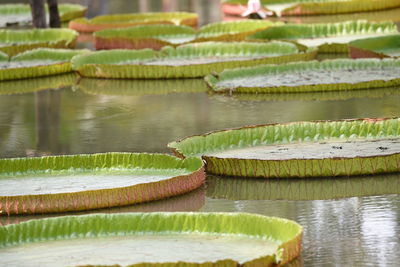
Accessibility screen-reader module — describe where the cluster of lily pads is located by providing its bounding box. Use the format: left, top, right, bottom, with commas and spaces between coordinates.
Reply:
1, 1, 400, 266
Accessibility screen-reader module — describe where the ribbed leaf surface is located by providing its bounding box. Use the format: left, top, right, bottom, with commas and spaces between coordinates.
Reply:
0, 212, 302, 266
0, 48, 87, 81
69, 12, 198, 33
196, 20, 281, 42
222, 0, 400, 16
94, 24, 196, 50
205, 58, 400, 93
248, 21, 398, 53
72, 41, 317, 79
168, 118, 400, 178
0, 153, 205, 215
0, 29, 78, 56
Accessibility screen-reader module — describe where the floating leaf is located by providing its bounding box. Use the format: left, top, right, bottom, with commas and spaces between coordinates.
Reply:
78, 78, 208, 96
0, 153, 205, 215
0, 212, 302, 266
94, 24, 196, 50
349, 34, 400, 59
207, 173, 400, 200
247, 20, 399, 53
168, 118, 400, 178
72, 41, 317, 79
0, 51, 7, 61
69, 12, 198, 33
196, 20, 282, 42
0, 48, 88, 81
0, 3, 86, 27
205, 59, 400, 94
0, 29, 78, 56
221, 0, 400, 16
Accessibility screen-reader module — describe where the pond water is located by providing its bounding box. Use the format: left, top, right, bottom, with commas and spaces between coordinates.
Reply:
0, 0, 400, 266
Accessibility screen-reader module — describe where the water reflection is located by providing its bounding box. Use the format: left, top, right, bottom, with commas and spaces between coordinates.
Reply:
201, 195, 400, 266
0, 73, 76, 95
1, 84, 399, 158
78, 78, 209, 96
211, 86, 400, 102
0, 186, 205, 226
206, 173, 400, 201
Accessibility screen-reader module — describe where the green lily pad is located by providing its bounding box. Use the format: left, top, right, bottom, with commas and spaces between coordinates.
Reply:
72, 41, 317, 79
207, 173, 400, 200
349, 34, 400, 59
0, 29, 78, 56
0, 48, 88, 81
94, 24, 196, 50
78, 78, 208, 96
221, 0, 400, 16
205, 59, 400, 94
247, 20, 398, 53
69, 12, 198, 33
0, 153, 205, 215
196, 20, 282, 42
0, 212, 302, 266
0, 73, 77, 95
270, 7, 400, 24
168, 118, 400, 178
0, 4, 86, 27
0, 51, 7, 61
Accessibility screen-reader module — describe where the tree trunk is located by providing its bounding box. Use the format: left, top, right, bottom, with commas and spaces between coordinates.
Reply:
29, 0, 47, 28
47, 0, 61, 28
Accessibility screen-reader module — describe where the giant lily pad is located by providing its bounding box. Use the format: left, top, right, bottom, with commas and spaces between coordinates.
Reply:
69, 12, 198, 33
94, 24, 196, 50
0, 48, 87, 81
196, 20, 281, 42
349, 34, 400, 59
221, 0, 400, 16
0, 153, 205, 215
207, 173, 400, 200
78, 78, 208, 96
205, 59, 400, 94
247, 20, 399, 53
0, 28, 78, 56
168, 118, 400, 178
0, 4, 86, 27
72, 41, 317, 79
0, 212, 302, 266
0, 73, 77, 95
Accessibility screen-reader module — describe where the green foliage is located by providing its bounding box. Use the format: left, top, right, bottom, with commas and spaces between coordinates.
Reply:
95, 24, 195, 39
248, 20, 398, 40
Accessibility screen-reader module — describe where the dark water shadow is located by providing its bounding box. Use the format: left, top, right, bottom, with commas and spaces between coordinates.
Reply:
210, 86, 400, 102
206, 173, 400, 201
77, 77, 209, 96
0, 73, 77, 95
